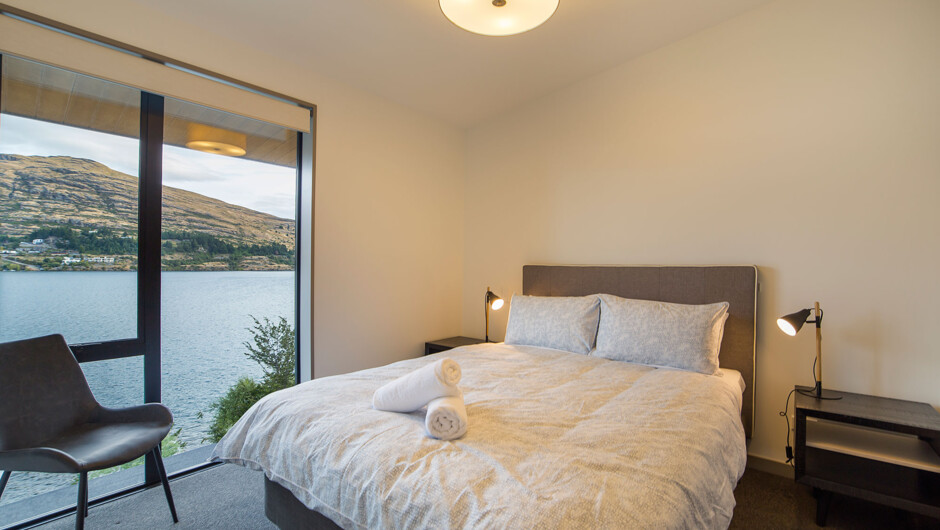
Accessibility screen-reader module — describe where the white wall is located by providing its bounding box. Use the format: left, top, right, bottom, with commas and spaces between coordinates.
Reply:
5, 0, 467, 378
462, 0, 940, 462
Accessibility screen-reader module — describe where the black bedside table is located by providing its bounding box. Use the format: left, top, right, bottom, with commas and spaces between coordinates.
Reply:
424, 336, 485, 356
794, 386, 940, 526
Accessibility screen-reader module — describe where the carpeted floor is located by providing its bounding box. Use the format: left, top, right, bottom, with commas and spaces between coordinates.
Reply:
730, 467, 940, 529
36, 465, 273, 530
35, 464, 940, 529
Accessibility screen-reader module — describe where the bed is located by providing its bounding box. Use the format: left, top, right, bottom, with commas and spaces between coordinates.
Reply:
212, 265, 758, 529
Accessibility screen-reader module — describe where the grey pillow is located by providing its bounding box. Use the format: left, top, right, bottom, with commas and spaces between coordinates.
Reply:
504, 295, 601, 354
594, 294, 729, 374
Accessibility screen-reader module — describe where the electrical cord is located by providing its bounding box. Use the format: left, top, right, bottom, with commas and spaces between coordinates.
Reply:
780, 357, 819, 467
779, 388, 797, 466
812, 356, 818, 387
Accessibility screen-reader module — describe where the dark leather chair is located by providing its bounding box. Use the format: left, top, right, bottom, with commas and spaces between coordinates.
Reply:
0, 334, 178, 529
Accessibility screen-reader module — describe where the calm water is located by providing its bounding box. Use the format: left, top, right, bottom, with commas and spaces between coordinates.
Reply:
0, 271, 294, 505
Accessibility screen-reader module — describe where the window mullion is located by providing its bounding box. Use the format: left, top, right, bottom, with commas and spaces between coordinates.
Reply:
139, 92, 164, 485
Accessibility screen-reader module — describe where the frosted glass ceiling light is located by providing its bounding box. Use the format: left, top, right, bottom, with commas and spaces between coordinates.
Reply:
440, 0, 560, 37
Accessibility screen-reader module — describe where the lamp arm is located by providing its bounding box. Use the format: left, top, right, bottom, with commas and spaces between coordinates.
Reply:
804, 308, 823, 325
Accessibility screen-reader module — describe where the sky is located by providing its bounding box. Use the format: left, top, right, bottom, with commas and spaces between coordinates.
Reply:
0, 114, 297, 220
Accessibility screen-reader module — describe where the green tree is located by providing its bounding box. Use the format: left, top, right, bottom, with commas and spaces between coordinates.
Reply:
244, 316, 296, 390
204, 316, 295, 442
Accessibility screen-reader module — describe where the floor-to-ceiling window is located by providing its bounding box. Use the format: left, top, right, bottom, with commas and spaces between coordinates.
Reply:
0, 51, 304, 529
0, 56, 150, 526
158, 99, 298, 472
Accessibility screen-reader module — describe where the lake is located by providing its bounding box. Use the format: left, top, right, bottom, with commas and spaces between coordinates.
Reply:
0, 270, 294, 505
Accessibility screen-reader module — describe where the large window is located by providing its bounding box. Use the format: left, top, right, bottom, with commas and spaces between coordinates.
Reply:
0, 56, 147, 526
159, 99, 298, 468
0, 57, 140, 344
0, 52, 305, 529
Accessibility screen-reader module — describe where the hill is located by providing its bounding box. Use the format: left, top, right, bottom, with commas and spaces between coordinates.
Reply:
0, 154, 294, 271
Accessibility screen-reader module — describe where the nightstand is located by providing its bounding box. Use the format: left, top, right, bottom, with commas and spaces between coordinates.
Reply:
794, 386, 940, 526
424, 336, 485, 356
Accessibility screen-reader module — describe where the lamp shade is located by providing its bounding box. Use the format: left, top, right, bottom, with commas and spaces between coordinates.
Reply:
486, 290, 504, 310
185, 123, 247, 157
440, 0, 559, 37
777, 308, 813, 336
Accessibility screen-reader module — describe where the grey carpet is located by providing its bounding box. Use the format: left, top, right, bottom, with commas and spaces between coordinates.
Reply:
730, 467, 940, 529
35, 464, 940, 529
36, 465, 274, 530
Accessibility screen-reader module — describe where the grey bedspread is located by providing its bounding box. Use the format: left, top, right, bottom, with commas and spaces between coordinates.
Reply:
211, 343, 747, 529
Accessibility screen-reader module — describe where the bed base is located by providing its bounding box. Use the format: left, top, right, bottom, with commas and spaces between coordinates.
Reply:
265, 477, 339, 530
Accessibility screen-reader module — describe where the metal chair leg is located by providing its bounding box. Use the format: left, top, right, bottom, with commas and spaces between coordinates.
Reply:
76, 472, 88, 530
0, 471, 11, 502
152, 447, 179, 523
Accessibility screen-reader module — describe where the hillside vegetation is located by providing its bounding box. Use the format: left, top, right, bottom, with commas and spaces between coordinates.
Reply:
0, 154, 294, 271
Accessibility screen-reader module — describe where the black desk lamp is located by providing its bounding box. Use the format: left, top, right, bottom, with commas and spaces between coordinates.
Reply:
484, 287, 504, 342
778, 302, 841, 400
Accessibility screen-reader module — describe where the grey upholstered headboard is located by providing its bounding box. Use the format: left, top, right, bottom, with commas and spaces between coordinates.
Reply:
522, 265, 758, 438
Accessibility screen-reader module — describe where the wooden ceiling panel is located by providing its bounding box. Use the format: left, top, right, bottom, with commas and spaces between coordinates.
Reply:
4, 58, 295, 167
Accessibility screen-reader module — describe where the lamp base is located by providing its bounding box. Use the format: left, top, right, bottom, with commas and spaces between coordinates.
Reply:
797, 382, 842, 400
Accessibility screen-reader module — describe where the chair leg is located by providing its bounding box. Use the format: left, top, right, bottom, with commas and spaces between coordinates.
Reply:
152, 447, 179, 523
76, 472, 88, 530
0, 471, 11, 502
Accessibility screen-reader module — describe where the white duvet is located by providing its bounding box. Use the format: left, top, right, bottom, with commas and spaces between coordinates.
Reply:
211, 343, 747, 529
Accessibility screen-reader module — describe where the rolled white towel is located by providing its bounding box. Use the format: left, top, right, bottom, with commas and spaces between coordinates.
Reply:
425, 394, 468, 440
373, 358, 462, 413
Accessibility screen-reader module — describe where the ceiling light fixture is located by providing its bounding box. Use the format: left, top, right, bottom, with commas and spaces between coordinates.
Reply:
185, 123, 247, 157
440, 0, 559, 37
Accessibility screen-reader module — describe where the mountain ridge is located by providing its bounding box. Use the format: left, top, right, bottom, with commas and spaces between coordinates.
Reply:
0, 154, 295, 271
0, 154, 295, 248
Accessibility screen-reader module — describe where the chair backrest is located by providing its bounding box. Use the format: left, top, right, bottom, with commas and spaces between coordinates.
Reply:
0, 334, 100, 451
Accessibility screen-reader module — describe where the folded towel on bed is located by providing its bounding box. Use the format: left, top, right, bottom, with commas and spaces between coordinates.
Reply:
425, 394, 468, 440
373, 358, 462, 413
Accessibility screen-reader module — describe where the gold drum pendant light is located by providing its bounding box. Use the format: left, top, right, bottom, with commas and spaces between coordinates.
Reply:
185, 123, 247, 157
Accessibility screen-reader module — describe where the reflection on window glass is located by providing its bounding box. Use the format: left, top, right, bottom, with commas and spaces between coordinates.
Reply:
158, 98, 297, 467
0, 56, 139, 344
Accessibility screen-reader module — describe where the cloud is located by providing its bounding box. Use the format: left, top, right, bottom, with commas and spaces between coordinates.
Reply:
163, 145, 296, 219
1, 114, 140, 175
2, 114, 296, 219
249, 193, 298, 221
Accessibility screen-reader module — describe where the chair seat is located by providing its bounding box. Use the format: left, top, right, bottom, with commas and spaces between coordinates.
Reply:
0, 418, 172, 473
